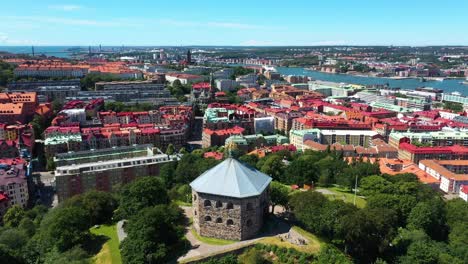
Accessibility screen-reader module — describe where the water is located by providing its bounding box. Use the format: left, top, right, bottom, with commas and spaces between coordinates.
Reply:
276, 66, 468, 96
0, 46, 84, 58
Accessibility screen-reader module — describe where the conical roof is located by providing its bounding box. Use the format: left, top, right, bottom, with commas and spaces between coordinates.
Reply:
190, 158, 272, 198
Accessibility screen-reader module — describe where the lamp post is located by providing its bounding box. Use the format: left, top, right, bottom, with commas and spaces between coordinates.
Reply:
353, 174, 358, 206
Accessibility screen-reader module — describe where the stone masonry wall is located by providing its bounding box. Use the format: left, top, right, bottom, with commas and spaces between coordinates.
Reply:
192, 189, 268, 241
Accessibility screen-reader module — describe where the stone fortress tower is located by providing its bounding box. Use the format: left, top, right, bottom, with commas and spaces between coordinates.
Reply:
190, 157, 272, 240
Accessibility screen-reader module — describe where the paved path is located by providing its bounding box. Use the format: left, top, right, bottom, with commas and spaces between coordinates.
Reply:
177, 206, 301, 263
116, 220, 127, 242
315, 188, 335, 195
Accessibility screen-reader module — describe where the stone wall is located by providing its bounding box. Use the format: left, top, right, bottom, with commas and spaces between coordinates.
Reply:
192, 189, 269, 241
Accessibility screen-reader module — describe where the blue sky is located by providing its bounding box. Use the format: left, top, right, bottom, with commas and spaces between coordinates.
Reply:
0, 0, 467, 46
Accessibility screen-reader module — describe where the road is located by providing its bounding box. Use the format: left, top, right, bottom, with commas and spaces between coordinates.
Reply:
34, 171, 58, 208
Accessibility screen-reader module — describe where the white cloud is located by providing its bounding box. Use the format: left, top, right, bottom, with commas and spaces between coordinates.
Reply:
49, 5, 83, 11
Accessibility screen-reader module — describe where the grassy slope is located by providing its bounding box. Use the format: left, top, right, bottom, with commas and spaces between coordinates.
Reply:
190, 228, 237, 246
319, 186, 367, 208
90, 224, 122, 264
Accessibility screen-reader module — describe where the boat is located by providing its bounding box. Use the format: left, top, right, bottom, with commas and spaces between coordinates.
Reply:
262, 65, 277, 72
434, 77, 445, 82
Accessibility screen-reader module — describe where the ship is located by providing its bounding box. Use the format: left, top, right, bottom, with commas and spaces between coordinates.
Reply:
262, 65, 277, 72
461, 77, 468, 85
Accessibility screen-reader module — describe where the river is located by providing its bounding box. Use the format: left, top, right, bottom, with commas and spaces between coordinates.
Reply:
276, 66, 468, 96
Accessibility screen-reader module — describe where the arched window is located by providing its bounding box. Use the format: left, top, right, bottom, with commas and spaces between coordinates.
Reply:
226, 202, 234, 209
204, 216, 212, 222
193, 194, 197, 201
246, 203, 253, 211
194, 210, 197, 216
226, 219, 234, 226
204, 200, 212, 207
216, 217, 223, 223
215, 201, 223, 208
246, 219, 253, 227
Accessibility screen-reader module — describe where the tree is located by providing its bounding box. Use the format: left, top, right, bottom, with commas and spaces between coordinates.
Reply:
315, 245, 352, 264
0, 244, 22, 264
239, 154, 259, 168
179, 147, 188, 154
283, 155, 320, 185
367, 194, 417, 226
159, 162, 178, 188
120, 204, 186, 264
359, 175, 392, 196
3, 205, 26, 228
39, 206, 90, 251
407, 200, 447, 240
443, 102, 464, 113
391, 228, 431, 257
175, 153, 204, 183
118, 177, 169, 218
43, 246, 90, 264
289, 191, 328, 233
0, 228, 28, 251
30, 114, 46, 139
168, 184, 192, 204
18, 217, 36, 237
51, 100, 63, 113
63, 190, 118, 225
46, 157, 56, 171
80, 72, 122, 90
260, 155, 284, 181
343, 208, 398, 263
398, 240, 442, 264
269, 181, 289, 214
166, 144, 175, 155
447, 222, 468, 263
445, 198, 468, 228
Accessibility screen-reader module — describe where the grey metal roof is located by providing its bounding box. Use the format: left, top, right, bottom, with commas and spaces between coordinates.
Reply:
190, 158, 272, 198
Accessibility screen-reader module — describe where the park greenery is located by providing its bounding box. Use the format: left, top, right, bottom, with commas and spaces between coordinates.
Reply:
167, 79, 192, 102
0, 61, 15, 88
103, 101, 154, 112
443, 101, 464, 113
1, 146, 467, 263
80, 73, 143, 91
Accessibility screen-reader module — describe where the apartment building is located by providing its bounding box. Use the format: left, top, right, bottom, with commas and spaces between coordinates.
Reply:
289, 128, 381, 151
8, 86, 80, 103
14, 65, 88, 78
54, 148, 178, 202
419, 159, 468, 194
0, 92, 38, 124
95, 80, 165, 91
389, 131, 468, 148
202, 126, 245, 148
165, 73, 203, 85
0, 158, 30, 208
397, 141, 468, 163
224, 134, 289, 153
